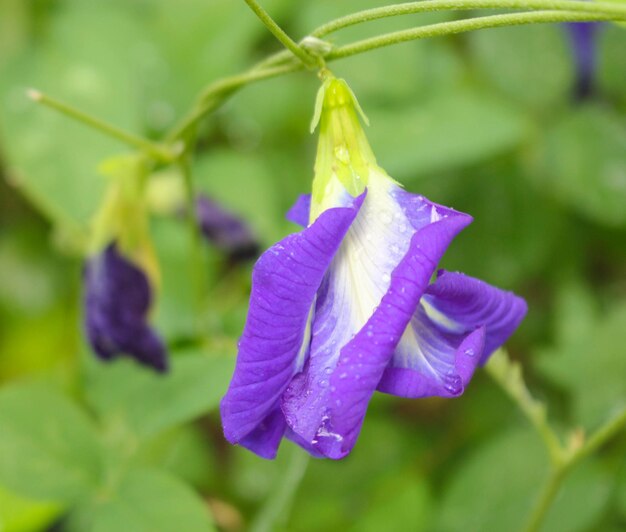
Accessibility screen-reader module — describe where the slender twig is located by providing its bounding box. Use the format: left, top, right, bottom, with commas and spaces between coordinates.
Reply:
27, 89, 176, 163
326, 10, 619, 59
168, 9, 622, 141
242, 0, 316, 68
312, 0, 626, 37
485, 350, 564, 466
487, 351, 626, 532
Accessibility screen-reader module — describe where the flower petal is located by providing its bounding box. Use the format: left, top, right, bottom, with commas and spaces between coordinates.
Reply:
220, 194, 364, 458
281, 176, 472, 458
196, 195, 259, 261
84, 243, 168, 372
286, 194, 311, 227
424, 270, 528, 362
377, 271, 527, 398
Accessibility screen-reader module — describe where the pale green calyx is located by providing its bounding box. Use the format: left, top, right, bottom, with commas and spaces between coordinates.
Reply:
310, 76, 379, 222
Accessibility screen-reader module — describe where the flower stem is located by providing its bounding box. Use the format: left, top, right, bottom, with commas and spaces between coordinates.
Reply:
311, 0, 626, 37
167, 7, 623, 140
487, 351, 626, 532
327, 10, 620, 59
249, 446, 310, 532
242, 0, 316, 68
27, 89, 176, 163
485, 350, 564, 466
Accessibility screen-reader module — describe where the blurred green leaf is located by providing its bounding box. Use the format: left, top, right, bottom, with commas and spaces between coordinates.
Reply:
537, 282, 626, 429
438, 428, 612, 532
86, 468, 215, 532
367, 89, 529, 181
468, 24, 573, 110
134, 424, 217, 491
0, 483, 61, 532
194, 149, 285, 243
598, 24, 626, 106
353, 475, 432, 532
0, 383, 103, 502
528, 104, 626, 227
0, 1, 147, 227
85, 351, 234, 439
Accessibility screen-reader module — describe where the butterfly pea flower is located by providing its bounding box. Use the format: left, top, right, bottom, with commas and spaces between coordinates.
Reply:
83, 242, 168, 373
196, 194, 260, 261
220, 76, 527, 459
565, 22, 601, 99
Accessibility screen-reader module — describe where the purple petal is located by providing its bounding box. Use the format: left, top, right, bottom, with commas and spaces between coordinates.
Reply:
424, 270, 528, 362
196, 195, 259, 261
286, 194, 311, 227
377, 271, 527, 398
281, 186, 472, 459
220, 194, 364, 458
84, 243, 168, 372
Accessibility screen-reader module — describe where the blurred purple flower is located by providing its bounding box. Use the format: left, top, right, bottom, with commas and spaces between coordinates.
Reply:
565, 22, 601, 99
196, 195, 259, 261
83, 242, 167, 372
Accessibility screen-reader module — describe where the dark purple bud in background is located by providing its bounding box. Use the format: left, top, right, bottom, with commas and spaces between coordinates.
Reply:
565, 22, 601, 100
83, 242, 168, 372
196, 195, 260, 261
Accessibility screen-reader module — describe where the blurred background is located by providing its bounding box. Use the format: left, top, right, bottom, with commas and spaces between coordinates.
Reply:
0, 0, 625, 530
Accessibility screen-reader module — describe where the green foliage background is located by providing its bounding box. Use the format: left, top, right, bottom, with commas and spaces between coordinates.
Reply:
0, 0, 625, 530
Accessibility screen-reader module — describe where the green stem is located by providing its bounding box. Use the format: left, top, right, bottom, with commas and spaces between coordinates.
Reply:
524, 467, 567, 532
242, 0, 315, 68
485, 350, 564, 466
168, 8, 622, 140
488, 352, 626, 532
167, 62, 302, 142
570, 406, 626, 466
27, 89, 176, 163
249, 446, 310, 532
177, 156, 207, 317
312, 0, 626, 37
327, 10, 620, 59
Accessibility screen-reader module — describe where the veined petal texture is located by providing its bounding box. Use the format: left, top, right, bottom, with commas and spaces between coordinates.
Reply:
282, 173, 472, 458
220, 194, 364, 458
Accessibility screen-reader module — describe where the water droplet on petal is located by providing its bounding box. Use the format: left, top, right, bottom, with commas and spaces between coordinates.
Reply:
324, 366, 333, 374
381, 210, 392, 224
319, 379, 329, 388
464, 348, 476, 357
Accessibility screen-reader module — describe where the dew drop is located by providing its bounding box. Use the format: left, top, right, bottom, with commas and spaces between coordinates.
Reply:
464, 348, 476, 358
381, 210, 392, 224
382, 272, 391, 283
366, 330, 373, 338
324, 366, 333, 374
334, 145, 350, 164
319, 379, 329, 388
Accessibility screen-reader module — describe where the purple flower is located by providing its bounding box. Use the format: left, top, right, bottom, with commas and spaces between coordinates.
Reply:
196, 195, 259, 261
83, 242, 168, 372
220, 78, 527, 459
565, 22, 601, 99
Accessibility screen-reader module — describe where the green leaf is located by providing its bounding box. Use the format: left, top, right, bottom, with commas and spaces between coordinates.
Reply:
367, 89, 528, 181
0, 1, 148, 228
528, 104, 626, 227
438, 428, 612, 532
468, 23, 573, 110
0, 383, 104, 502
85, 350, 234, 440
0, 483, 61, 532
84, 469, 215, 532
537, 282, 626, 429
353, 475, 432, 532
598, 24, 626, 106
